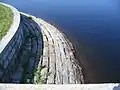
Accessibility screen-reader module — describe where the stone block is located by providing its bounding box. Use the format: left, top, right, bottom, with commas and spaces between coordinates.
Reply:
31, 39, 37, 53
8, 48, 16, 61
12, 65, 23, 81
3, 60, 9, 69
27, 57, 35, 73
2, 46, 12, 60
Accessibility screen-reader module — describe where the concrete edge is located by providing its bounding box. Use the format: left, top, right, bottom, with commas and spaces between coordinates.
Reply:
0, 84, 119, 90
0, 2, 20, 53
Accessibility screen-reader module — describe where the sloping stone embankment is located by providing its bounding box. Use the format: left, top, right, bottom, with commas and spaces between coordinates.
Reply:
0, 3, 84, 84
21, 13, 84, 84
36, 18, 84, 84
0, 2, 22, 82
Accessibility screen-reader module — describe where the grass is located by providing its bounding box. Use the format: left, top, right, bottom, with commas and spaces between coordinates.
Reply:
0, 4, 13, 40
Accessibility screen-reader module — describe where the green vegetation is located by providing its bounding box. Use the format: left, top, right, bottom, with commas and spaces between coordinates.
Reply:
28, 16, 33, 20
21, 64, 51, 84
0, 4, 13, 40
34, 65, 51, 84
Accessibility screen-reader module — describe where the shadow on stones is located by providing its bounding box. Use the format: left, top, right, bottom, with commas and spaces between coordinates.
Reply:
18, 14, 43, 84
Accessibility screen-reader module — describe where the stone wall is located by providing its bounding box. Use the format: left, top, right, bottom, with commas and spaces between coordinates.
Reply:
0, 2, 20, 53
17, 15, 43, 83
0, 22, 24, 82
0, 3, 82, 84
0, 15, 43, 83
0, 2, 21, 82
0, 3, 43, 83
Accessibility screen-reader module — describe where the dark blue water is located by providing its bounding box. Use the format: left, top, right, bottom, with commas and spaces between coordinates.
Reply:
2, 0, 120, 83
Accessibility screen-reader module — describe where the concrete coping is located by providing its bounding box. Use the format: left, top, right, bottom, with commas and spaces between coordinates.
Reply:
0, 2, 20, 54
0, 84, 119, 90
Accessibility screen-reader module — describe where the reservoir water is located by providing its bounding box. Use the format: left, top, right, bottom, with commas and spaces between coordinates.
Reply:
2, 0, 120, 83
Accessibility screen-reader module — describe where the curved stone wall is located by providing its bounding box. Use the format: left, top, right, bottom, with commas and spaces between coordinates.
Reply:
0, 2, 22, 82
21, 12, 84, 84
0, 2, 20, 53
0, 3, 43, 83
0, 3, 83, 84
0, 24, 24, 82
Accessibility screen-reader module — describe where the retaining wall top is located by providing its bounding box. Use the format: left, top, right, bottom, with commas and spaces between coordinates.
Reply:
0, 2, 20, 54
0, 84, 119, 90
